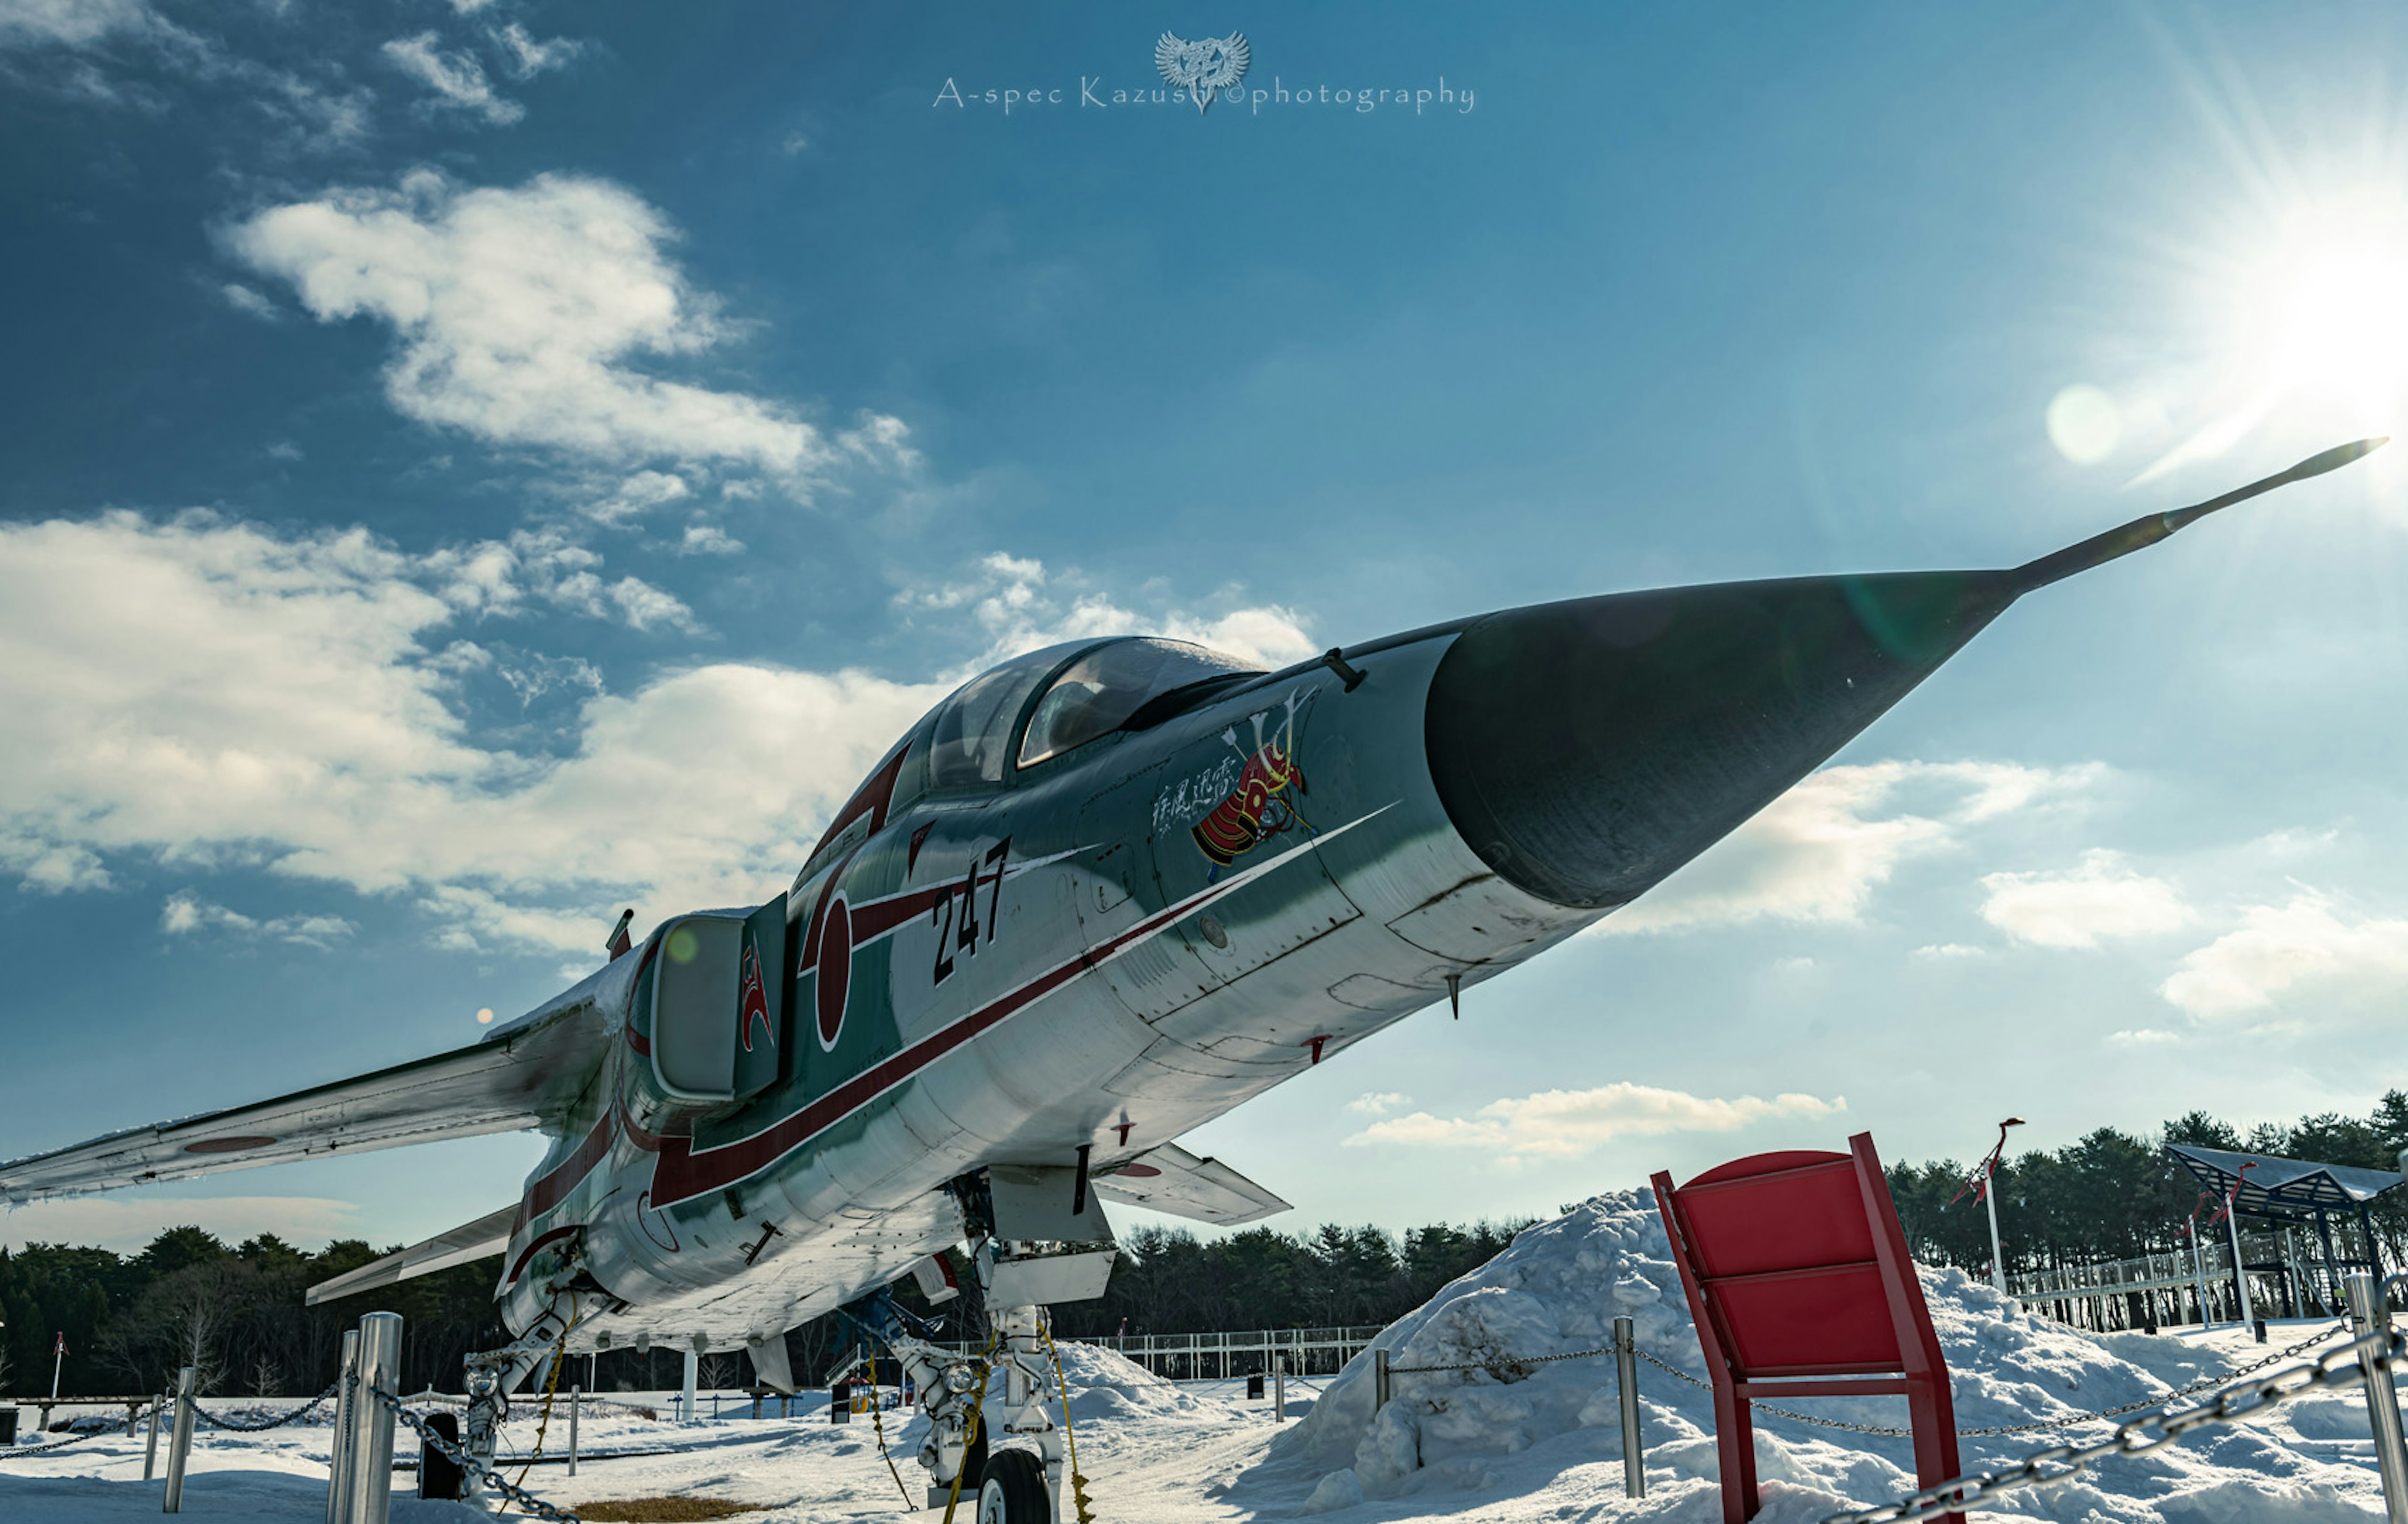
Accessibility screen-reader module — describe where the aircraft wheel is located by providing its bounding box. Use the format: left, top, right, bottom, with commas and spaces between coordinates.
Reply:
974, 1448, 1049, 1524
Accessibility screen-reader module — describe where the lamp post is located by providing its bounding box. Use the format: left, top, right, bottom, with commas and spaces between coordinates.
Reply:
1950, 1118, 2026, 1300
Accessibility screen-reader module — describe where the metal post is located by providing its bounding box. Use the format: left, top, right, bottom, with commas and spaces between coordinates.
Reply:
568, 1385, 579, 1478
344, 1313, 402, 1524
325, 1330, 359, 1524
2226, 1209, 2256, 1328
681, 1347, 699, 1425
162, 1365, 197, 1513
2347, 1274, 2408, 1524
1983, 1179, 2009, 1300
1274, 1357, 1285, 1421
1614, 1316, 1645, 1500
144, 1388, 162, 1481
1371, 1347, 1390, 1413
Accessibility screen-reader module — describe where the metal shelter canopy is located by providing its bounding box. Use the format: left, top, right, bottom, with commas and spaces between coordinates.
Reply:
2167, 1143, 2405, 1221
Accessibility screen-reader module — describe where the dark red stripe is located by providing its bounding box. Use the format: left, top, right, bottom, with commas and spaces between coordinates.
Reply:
515, 1111, 615, 1232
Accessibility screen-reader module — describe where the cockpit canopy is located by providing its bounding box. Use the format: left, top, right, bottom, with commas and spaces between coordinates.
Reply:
927, 636, 1262, 789
797, 636, 1267, 888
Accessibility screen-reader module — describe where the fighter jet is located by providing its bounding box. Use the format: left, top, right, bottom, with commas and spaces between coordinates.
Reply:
0, 439, 2379, 1518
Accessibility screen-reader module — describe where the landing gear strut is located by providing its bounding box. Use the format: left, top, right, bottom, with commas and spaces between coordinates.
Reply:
886, 1301, 1065, 1520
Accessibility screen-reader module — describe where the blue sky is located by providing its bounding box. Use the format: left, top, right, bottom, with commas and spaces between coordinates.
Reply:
3, 0, 2406, 1256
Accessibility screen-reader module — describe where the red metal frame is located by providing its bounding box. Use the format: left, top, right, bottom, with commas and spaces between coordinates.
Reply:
1652, 1132, 1962, 1524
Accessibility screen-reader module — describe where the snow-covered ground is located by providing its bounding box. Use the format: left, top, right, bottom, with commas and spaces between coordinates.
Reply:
1, 1188, 2396, 1523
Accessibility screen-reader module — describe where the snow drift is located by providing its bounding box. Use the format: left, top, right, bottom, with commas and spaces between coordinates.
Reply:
1258, 1187, 2392, 1521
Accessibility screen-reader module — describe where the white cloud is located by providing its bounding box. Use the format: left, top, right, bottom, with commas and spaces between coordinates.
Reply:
220, 281, 280, 320
2159, 892, 2408, 1021
904, 551, 1318, 675
1346, 1083, 1844, 1160
603, 574, 697, 633
584, 470, 689, 525
0, 510, 946, 951
229, 172, 884, 477
0, 1195, 359, 1253
381, 32, 522, 125
0, 0, 161, 48
1979, 849, 2194, 949
2106, 1027, 2180, 1047
161, 891, 356, 948
490, 21, 579, 79
678, 523, 744, 557
1913, 942, 1986, 959
1345, 1091, 1410, 1115
1597, 760, 2104, 935
0, 515, 1292, 957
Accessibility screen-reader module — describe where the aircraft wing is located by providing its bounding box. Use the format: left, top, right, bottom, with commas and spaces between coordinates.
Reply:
1091, 1142, 1291, 1226
305, 1204, 517, 1306
0, 988, 610, 1204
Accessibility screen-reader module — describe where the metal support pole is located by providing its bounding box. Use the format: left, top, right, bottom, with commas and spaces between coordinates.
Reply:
325, 1330, 358, 1524
1371, 1347, 1390, 1413
344, 1313, 402, 1524
2347, 1274, 2408, 1524
1614, 1316, 1644, 1500
161, 1365, 197, 1513
1983, 1180, 2009, 1300
144, 1388, 162, 1482
682, 1347, 699, 1425
1274, 1357, 1286, 1422
568, 1385, 579, 1478
2190, 1224, 2214, 1329
2227, 1211, 2256, 1327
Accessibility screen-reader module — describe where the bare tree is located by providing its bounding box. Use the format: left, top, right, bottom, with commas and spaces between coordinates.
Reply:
697, 1353, 738, 1392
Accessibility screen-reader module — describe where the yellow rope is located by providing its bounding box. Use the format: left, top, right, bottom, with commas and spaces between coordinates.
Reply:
1040, 1322, 1096, 1524
513, 1298, 583, 1490
864, 1344, 914, 1507
939, 1333, 1000, 1524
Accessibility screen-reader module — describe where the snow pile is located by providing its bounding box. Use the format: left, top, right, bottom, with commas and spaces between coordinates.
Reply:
1258, 1188, 2391, 1521
1048, 1338, 1208, 1424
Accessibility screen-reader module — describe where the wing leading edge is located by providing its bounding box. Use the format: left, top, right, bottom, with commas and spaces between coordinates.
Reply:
0, 985, 611, 1204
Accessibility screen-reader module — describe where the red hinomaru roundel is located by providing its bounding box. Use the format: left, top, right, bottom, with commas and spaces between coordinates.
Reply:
816, 897, 852, 1050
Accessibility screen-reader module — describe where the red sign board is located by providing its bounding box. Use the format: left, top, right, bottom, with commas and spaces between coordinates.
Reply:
1653, 1131, 1962, 1524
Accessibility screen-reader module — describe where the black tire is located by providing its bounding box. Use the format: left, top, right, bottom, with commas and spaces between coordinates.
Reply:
974, 1447, 1050, 1524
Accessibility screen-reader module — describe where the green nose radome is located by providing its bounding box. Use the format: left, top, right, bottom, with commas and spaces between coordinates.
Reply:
1422, 570, 2016, 910
1420, 436, 2385, 912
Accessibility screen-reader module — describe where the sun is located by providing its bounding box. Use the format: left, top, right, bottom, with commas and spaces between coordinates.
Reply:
2233, 216, 2408, 426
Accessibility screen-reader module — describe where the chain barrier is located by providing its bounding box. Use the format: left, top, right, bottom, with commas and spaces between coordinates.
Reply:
370, 1384, 582, 1523
193, 1383, 341, 1432
1387, 1341, 1625, 1375
1824, 1326, 2404, 1524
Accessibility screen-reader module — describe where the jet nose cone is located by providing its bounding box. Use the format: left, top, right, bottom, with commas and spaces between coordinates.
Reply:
1423, 571, 2018, 909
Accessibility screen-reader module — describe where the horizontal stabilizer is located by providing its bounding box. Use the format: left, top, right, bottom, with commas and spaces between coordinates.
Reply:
1091, 1141, 1291, 1226
0, 987, 610, 1203
305, 1204, 517, 1307
2014, 437, 2384, 593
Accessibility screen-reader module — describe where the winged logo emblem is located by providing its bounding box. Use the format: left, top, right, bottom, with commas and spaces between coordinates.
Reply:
1155, 31, 1249, 115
